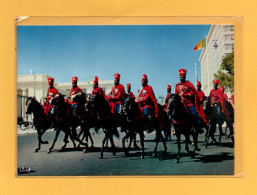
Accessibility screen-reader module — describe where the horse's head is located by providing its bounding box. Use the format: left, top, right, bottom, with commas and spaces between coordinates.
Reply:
25, 97, 34, 115
50, 93, 65, 106
122, 94, 133, 115
166, 94, 177, 114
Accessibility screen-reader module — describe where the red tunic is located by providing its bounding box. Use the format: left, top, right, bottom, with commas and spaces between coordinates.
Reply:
164, 93, 172, 111
209, 88, 229, 120
108, 84, 126, 104
175, 81, 207, 124
46, 87, 59, 100
92, 87, 107, 100
137, 85, 158, 117
197, 90, 205, 104
42, 102, 51, 116
127, 92, 135, 100
231, 94, 234, 105
223, 94, 228, 102
69, 86, 83, 104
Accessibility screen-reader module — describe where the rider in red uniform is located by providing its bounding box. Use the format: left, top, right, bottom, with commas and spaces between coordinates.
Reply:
126, 83, 135, 100
69, 76, 83, 112
43, 77, 59, 117
209, 79, 229, 120
91, 76, 107, 100
108, 73, 126, 114
219, 86, 228, 101
196, 81, 205, 105
175, 69, 207, 133
164, 85, 172, 111
137, 74, 159, 120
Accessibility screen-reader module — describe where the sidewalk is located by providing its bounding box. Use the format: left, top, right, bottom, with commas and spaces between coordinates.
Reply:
17, 125, 54, 135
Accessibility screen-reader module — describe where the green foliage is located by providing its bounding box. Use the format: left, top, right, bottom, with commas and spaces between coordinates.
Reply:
214, 51, 234, 92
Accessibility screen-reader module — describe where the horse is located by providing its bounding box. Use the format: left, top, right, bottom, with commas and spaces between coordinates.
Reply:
166, 94, 198, 163
72, 93, 99, 149
122, 94, 168, 158
203, 97, 234, 148
47, 94, 78, 153
122, 94, 145, 158
86, 93, 120, 159
25, 97, 53, 152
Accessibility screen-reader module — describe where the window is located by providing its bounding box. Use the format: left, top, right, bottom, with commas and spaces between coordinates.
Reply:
225, 44, 231, 50
224, 25, 230, 32
225, 35, 230, 41
230, 25, 234, 31
231, 34, 234, 40
232, 43, 234, 50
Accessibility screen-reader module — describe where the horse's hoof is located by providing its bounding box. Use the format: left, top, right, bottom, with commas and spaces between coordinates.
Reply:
47, 149, 52, 153
141, 155, 144, 159
61, 146, 66, 150
195, 147, 201, 151
99, 154, 103, 159
83, 149, 87, 153
134, 146, 141, 150
113, 151, 116, 156
163, 151, 167, 155
77, 145, 81, 149
152, 153, 156, 158
91, 145, 94, 149
176, 157, 180, 163
34, 149, 39, 152
44, 141, 49, 144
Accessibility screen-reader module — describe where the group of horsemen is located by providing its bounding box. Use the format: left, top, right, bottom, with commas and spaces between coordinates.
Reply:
41, 69, 234, 138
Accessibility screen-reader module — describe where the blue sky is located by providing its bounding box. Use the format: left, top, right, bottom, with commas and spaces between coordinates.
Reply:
17, 25, 210, 97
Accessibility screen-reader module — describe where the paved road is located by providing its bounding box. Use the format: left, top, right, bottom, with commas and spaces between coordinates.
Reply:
17, 128, 234, 176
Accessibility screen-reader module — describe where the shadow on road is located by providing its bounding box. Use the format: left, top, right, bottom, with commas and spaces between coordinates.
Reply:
194, 152, 234, 163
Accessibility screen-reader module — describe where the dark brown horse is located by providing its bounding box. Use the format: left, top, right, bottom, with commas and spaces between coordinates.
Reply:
86, 93, 119, 159
122, 94, 168, 159
47, 94, 78, 153
25, 97, 53, 152
166, 94, 197, 163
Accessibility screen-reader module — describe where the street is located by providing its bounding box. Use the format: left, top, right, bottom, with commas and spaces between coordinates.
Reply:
17, 128, 234, 176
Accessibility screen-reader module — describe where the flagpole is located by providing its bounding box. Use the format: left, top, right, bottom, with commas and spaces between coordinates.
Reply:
195, 62, 197, 86
206, 37, 210, 93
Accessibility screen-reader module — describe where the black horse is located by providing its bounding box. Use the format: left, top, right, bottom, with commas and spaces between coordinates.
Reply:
122, 94, 168, 158
25, 97, 53, 152
86, 93, 119, 159
47, 94, 78, 153
122, 95, 145, 158
71, 93, 99, 150
166, 94, 198, 163
204, 98, 234, 148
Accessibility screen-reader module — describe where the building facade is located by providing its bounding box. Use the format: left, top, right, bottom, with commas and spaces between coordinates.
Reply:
17, 74, 113, 122
199, 25, 234, 97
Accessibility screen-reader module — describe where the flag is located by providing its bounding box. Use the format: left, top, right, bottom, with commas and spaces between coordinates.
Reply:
193, 38, 206, 51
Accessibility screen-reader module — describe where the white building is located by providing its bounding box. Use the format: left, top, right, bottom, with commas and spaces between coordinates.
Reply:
199, 25, 234, 97
17, 74, 113, 122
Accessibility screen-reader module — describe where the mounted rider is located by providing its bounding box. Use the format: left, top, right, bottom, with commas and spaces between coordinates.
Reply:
42, 77, 59, 117
108, 73, 126, 115
91, 76, 107, 100
196, 81, 206, 105
175, 69, 207, 133
137, 74, 159, 122
164, 84, 172, 111
68, 76, 83, 116
209, 79, 229, 120
126, 83, 135, 100
219, 86, 228, 102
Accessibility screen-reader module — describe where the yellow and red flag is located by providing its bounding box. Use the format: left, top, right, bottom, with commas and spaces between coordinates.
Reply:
193, 38, 206, 51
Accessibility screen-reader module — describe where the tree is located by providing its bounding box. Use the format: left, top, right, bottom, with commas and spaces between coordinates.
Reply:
214, 51, 234, 92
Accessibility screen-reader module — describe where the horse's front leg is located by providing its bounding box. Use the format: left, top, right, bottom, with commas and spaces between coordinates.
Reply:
153, 130, 160, 158
176, 131, 181, 163
193, 130, 201, 153
99, 133, 107, 159
35, 128, 42, 152
122, 132, 131, 157
109, 130, 117, 156
48, 128, 61, 153
139, 130, 145, 159
159, 130, 167, 155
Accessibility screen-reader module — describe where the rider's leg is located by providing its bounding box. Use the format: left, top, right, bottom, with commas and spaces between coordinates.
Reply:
188, 105, 204, 134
